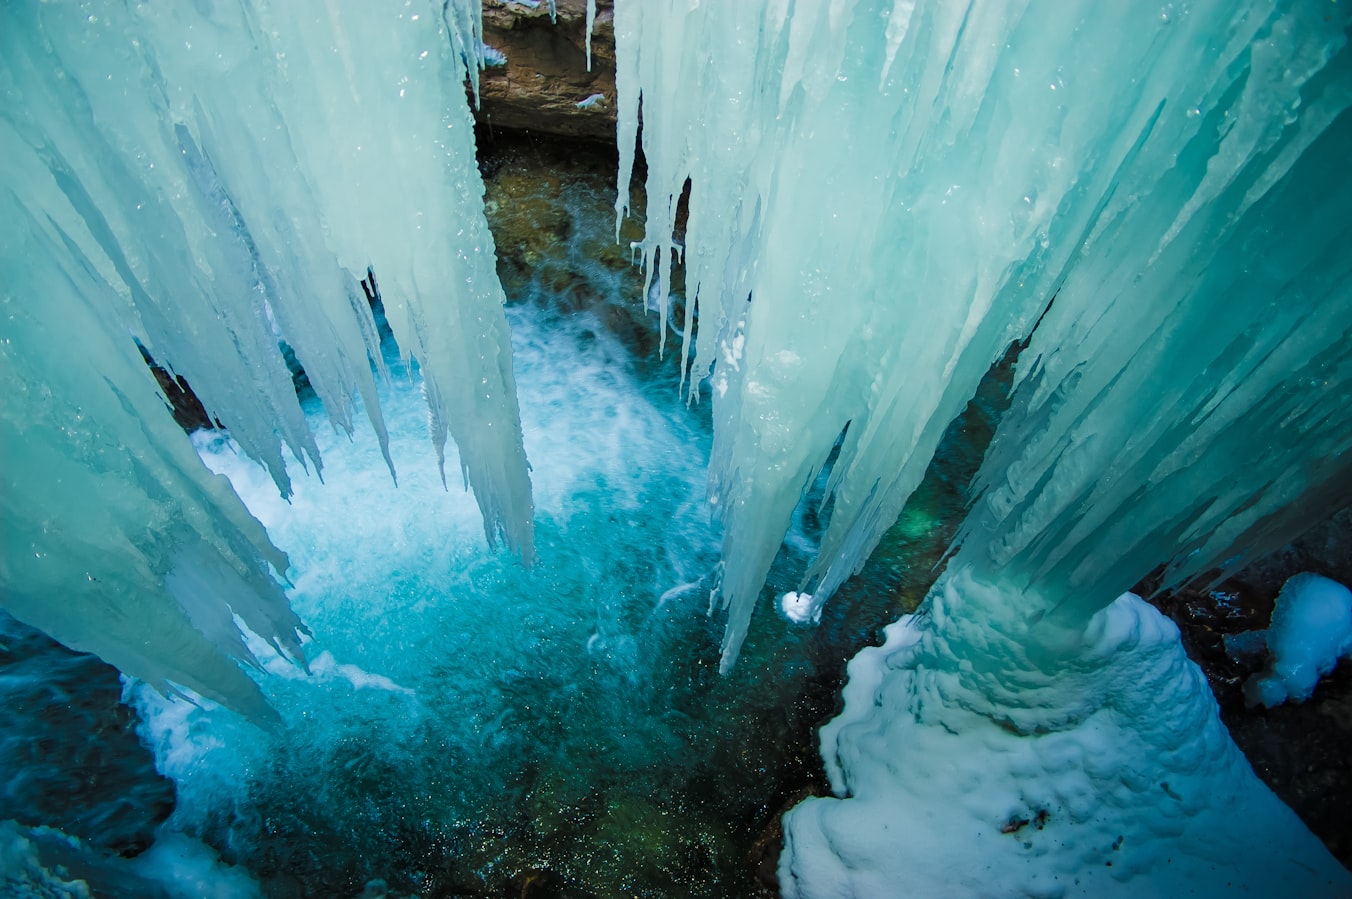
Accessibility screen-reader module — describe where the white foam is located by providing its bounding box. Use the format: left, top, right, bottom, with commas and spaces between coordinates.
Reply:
779, 592, 818, 624
308, 652, 415, 697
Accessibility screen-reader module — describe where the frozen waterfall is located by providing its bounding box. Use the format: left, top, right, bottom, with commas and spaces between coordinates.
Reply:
1, 0, 532, 717
616, 0, 1352, 670
614, 0, 1352, 893
2, 0, 1352, 894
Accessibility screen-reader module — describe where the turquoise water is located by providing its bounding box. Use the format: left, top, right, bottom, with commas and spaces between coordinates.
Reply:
58, 141, 990, 898
134, 305, 798, 896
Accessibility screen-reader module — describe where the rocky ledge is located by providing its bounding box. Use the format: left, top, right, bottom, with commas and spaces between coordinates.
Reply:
476, 0, 617, 143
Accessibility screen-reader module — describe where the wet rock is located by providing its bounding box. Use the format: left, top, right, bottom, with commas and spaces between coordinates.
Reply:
138, 344, 216, 432
1149, 510, 1352, 870
479, 133, 673, 382
478, 0, 617, 143
0, 612, 176, 858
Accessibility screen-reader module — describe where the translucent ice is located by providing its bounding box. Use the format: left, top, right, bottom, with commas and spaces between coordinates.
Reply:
1, 0, 532, 714
0, 207, 303, 721
614, 0, 1352, 892
616, 0, 1352, 671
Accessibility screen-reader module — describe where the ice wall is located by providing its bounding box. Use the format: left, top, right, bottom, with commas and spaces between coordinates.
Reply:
616, 0, 1352, 668
0, 0, 532, 715
616, 0, 1352, 891
952, 14, 1352, 620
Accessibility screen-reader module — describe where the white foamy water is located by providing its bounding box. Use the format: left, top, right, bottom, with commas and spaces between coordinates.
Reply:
128, 305, 747, 895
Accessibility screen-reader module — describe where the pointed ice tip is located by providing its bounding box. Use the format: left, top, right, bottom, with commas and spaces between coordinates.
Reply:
250, 702, 285, 732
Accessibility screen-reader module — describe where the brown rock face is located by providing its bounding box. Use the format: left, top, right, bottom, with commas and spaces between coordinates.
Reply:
476, 0, 617, 143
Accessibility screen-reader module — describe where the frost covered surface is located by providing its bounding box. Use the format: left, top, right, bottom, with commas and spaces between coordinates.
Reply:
1244, 573, 1352, 707
0, 821, 93, 899
616, 0, 1352, 668
781, 570, 1352, 896
1, 1, 531, 713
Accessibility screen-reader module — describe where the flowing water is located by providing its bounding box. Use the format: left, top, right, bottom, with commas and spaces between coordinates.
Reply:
2, 136, 1003, 898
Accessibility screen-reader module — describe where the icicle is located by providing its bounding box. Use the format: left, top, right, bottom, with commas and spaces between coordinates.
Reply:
952, 38, 1352, 618
0, 0, 535, 714
612, 0, 642, 242
615, 0, 1352, 669
586, 0, 597, 72
172, 0, 532, 558
0, 186, 302, 723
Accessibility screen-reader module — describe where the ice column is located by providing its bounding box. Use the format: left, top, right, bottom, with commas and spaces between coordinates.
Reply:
780, 574, 1352, 896
684, 0, 1352, 892
1, 0, 533, 715
616, 0, 1342, 667
952, 20, 1352, 618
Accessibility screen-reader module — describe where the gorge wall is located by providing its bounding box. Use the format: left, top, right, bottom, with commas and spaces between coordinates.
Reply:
476, 0, 618, 143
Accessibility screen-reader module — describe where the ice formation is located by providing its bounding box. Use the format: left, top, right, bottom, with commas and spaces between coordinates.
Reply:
1244, 573, 1352, 707
780, 572, 1351, 897
2, 0, 1351, 891
585, 0, 599, 72
615, 0, 1352, 671
0, 819, 261, 898
615, 0, 1352, 893
1, 1, 532, 715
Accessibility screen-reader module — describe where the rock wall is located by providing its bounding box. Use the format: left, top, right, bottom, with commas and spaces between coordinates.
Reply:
476, 0, 617, 144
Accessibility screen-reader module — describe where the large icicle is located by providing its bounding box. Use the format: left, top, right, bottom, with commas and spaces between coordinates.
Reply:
0, 188, 303, 723
0, 0, 533, 714
227, 2, 536, 559
644, 0, 1352, 893
1, 0, 532, 554
616, 0, 1352, 669
950, 7, 1352, 617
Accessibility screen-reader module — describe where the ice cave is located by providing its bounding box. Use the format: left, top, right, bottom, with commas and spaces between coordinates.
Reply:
2, 0, 1351, 895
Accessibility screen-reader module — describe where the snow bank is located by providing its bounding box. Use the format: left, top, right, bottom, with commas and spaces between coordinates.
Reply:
780, 568, 1352, 897
1245, 573, 1352, 708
